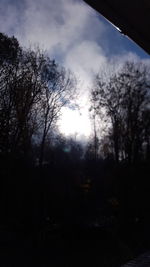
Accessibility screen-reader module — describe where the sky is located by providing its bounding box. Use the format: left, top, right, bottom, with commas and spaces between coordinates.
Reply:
0, 0, 150, 140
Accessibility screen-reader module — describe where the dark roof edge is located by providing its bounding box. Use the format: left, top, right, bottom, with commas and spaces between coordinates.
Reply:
84, 0, 150, 55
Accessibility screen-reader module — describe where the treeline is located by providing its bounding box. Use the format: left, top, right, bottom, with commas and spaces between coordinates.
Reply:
88, 61, 150, 250
90, 61, 150, 164
0, 32, 77, 167
1, 32, 150, 256
0, 32, 87, 231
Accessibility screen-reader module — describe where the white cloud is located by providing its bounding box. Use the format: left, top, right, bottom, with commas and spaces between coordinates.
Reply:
0, 0, 19, 35
65, 40, 107, 76
0, 0, 108, 138
0, 0, 149, 139
22, 0, 106, 51
0, 0, 107, 64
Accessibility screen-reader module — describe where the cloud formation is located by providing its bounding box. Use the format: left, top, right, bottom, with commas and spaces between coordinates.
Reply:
0, 0, 108, 71
0, 0, 148, 80
0, 0, 149, 138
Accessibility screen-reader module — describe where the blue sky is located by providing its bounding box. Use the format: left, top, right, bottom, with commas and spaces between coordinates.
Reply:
0, 0, 149, 61
0, 0, 149, 139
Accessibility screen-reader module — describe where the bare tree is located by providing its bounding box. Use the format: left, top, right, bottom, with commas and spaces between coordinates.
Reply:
91, 61, 150, 163
0, 33, 77, 164
0, 33, 21, 155
38, 59, 77, 166
0, 40, 49, 158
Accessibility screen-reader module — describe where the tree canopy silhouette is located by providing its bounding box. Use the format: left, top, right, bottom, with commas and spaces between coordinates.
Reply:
90, 61, 150, 163
0, 33, 76, 165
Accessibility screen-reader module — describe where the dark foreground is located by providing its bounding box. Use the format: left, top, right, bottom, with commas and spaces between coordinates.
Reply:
1, 162, 150, 267
0, 221, 149, 267
122, 252, 150, 267
1, 158, 150, 267
0, 228, 130, 267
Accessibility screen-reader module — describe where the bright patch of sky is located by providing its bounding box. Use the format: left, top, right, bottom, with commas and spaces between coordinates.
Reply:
0, 0, 149, 139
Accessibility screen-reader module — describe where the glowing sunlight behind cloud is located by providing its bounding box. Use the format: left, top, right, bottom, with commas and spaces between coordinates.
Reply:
0, 0, 149, 139
59, 106, 91, 139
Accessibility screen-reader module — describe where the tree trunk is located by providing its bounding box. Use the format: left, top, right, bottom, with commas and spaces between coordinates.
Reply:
39, 135, 46, 167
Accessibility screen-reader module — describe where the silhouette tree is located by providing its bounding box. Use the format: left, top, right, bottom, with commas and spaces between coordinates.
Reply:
38, 60, 77, 166
0, 32, 20, 64
91, 61, 150, 163
0, 33, 21, 155
89, 92, 99, 161
0, 33, 77, 164
0, 46, 46, 158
